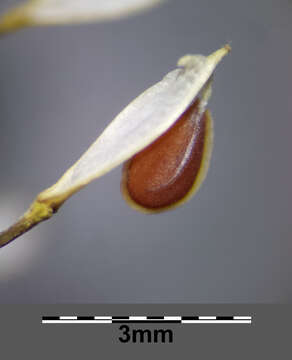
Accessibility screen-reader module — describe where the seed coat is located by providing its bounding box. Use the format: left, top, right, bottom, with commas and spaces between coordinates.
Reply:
121, 99, 214, 213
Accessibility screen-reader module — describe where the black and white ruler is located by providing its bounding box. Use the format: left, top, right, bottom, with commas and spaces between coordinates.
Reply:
42, 315, 252, 324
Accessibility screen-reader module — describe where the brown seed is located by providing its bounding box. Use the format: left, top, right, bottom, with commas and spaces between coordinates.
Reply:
121, 98, 214, 213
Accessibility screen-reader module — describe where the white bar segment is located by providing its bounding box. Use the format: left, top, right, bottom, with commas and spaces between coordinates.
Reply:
42, 320, 112, 324
199, 316, 216, 320
233, 316, 252, 320
163, 317, 181, 321
129, 316, 147, 320
59, 316, 78, 320
94, 316, 112, 320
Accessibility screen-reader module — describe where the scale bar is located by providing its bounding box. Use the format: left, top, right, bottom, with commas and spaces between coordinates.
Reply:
42, 315, 252, 324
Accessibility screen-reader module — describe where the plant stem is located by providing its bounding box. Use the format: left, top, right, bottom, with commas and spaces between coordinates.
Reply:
0, 175, 84, 248
0, 7, 31, 36
0, 199, 54, 248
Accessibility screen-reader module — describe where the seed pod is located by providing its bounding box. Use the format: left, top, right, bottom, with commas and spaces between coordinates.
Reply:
37, 46, 230, 207
0, 46, 230, 248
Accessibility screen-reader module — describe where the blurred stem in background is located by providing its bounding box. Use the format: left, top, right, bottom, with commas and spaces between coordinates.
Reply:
0, 0, 166, 36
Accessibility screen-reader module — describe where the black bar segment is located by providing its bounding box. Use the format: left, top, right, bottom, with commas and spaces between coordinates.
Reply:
112, 316, 130, 319
42, 316, 60, 320
112, 320, 181, 324
77, 316, 95, 320
216, 316, 234, 320
181, 316, 199, 320
147, 316, 164, 319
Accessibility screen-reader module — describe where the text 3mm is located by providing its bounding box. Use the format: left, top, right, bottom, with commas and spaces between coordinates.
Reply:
118, 325, 173, 343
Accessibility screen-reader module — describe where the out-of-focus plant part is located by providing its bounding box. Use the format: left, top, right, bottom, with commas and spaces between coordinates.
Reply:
0, 0, 166, 35
0, 45, 230, 248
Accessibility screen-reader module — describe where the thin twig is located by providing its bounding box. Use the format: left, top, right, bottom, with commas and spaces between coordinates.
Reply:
0, 199, 54, 248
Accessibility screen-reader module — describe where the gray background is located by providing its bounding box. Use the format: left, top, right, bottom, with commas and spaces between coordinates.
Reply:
0, 0, 291, 303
